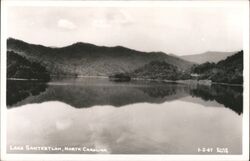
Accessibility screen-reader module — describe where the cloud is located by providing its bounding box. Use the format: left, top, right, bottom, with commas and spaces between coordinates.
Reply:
106, 10, 133, 25
57, 19, 77, 30
92, 19, 111, 28
92, 10, 134, 28
56, 119, 72, 130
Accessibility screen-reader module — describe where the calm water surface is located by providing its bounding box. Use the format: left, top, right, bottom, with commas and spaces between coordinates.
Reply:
7, 78, 243, 154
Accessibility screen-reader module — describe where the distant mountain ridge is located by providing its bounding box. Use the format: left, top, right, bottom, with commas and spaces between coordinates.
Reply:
7, 38, 193, 77
181, 51, 237, 64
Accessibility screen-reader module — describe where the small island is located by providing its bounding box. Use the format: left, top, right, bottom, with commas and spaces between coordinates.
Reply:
109, 73, 131, 82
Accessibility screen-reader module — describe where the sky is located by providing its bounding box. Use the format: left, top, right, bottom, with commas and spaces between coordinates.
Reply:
7, 4, 245, 56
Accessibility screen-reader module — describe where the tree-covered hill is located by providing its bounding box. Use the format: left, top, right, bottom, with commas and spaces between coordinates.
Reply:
7, 38, 193, 77
7, 51, 50, 81
191, 50, 243, 84
130, 61, 191, 80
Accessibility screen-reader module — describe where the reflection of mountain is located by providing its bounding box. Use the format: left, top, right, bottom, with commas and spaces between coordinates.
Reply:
139, 83, 190, 100
189, 85, 243, 115
7, 80, 47, 106
8, 80, 189, 108
7, 79, 243, 115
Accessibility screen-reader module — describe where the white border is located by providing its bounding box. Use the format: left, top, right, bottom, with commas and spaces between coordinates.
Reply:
1, 1, 249, 161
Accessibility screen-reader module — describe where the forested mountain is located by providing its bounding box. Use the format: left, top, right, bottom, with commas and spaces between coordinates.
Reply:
7, 38, 193, 77
7, 51, 50, 81
191, 50, 243, 84
130, 61, 191, 80
7, 38, 243, 84
181, 51, 237, 64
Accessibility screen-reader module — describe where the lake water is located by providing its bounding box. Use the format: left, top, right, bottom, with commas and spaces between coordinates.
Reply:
6, 78, 243, 154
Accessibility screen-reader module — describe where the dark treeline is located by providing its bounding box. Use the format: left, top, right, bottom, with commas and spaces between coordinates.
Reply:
115, 51, 243, 84
191, 50, 243, 84
7, 51, 50, 81
130, 61, 191, 80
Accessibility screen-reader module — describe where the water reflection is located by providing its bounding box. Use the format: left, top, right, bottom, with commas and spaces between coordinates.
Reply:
6, 78, 243, 154
190, 85, 243, 115
7, 78, 243, 115
7, 101, 242, 154
7, 80, 47, 106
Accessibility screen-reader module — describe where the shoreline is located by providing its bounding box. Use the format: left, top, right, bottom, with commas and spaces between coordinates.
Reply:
211, 82, 243, 87
7, 76, 243, 86
7, 78, 39, 81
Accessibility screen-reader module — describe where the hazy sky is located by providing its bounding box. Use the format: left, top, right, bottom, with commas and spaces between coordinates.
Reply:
7, 5, 245, 56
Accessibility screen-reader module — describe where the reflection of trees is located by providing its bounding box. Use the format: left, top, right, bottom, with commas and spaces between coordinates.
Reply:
7, 79, 243, 115
9, 85, 181, 108
190, 85, 243, 115
7, 80, 47, 107
7, 81, 189, 108
138, 84, 189, 99
139, 86, 177, 98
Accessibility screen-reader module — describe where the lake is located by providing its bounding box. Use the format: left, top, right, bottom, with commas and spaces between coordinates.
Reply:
6, 78, 243, 154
